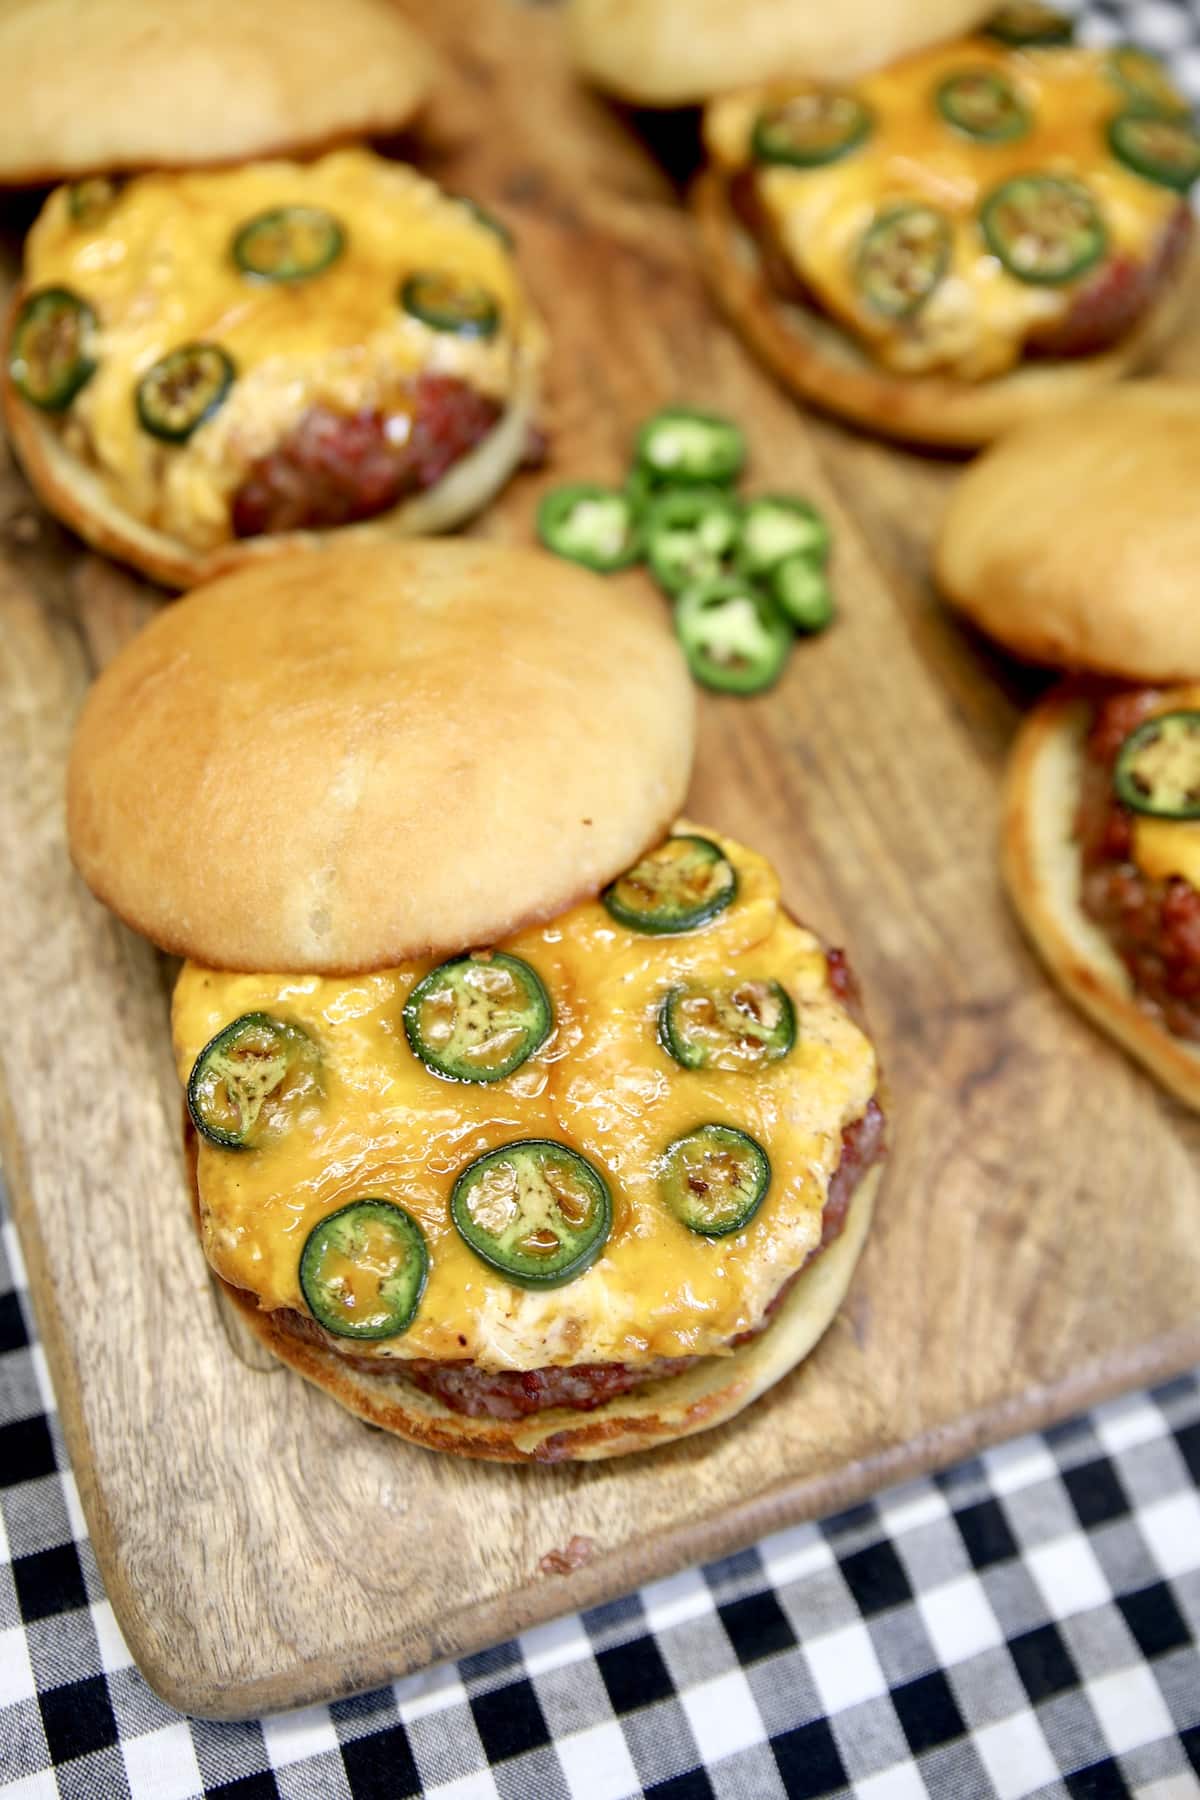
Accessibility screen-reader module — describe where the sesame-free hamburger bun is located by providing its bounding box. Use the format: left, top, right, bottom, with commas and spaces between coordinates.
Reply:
937, 383, 1200, 680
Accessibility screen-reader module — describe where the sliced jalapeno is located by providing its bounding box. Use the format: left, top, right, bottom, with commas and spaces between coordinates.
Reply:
645, 487, 741, 596
8, 287, 96, 411
675, 577, 792, 696
1107, 45, 1187, 116
455, 194, 514, 248
451, 1140, 611, 1287
603, 835, 737, 935
771, 554, 834, 634
735, 496, 830, 578
537, 483, 642, 572
400, 270, 499, 338
136, 343, 235, 442
660, 1124, 771, 1237
980, 175, 1106, 284
751, 90, 873, 167
659, 979, 795, 1072
936, 69, 1031, 141
233, 205, 345, 281
404, 951, 552, 1082
1113, 710, 1200, 819
300, 1200, 428, 1340
1108, 112, 1200, 192
857, 204, 952, 317
187, 1012, 319, 1150
68, 177, 119, 225
984, 3, 1074, 45
635, 407, 746, 486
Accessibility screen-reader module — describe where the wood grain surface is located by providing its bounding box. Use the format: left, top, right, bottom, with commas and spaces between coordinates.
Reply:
2, 0, 1199, 1721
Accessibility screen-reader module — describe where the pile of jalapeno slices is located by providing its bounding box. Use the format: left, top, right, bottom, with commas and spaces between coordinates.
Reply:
536, 407, 834, 697
186, 835, 811, 1341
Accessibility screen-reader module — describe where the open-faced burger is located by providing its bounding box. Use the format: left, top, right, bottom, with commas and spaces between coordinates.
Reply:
65, 540, 887, 1461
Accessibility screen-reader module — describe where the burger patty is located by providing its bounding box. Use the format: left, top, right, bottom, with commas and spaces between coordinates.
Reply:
231, 374, 501, 538
1076, 689, 1200, 1042
268, 1088, 886, 1420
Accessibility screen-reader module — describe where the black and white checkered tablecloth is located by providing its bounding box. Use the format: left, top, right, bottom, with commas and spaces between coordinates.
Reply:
5, 1, 1200, 1793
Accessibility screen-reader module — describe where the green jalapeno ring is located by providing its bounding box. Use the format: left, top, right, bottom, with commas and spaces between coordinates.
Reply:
400, 270, 500, 338
1108, 112, 1200, 192
856, 203, 953, 318
979, 174, 1107, 284
537, 483, 643, 572
450, 1139, 612, 1288
659, 979, 796, 1072
299, 1199, 428, 1340
935, 68, 1032, 142
186, 1011, 318, 1151
1112, 710, 1200, 819
1107, 44, 1188, 116
8, 287, 97, 411
771, 555, 835, 634
603, 834, 738, 935
644, 486, 742, 596
135, 343, 236, 443
660, 1123, 772, 1237
68, 177, 120, 225
403, 951, 553, 1083
232, 205, 345, 282
751, 90, 874, 168
735, 495, 830, 577
455, 195, 515, 248
674, 577, 793, 697
983, 3, 1074, 46
634, 407, 746, 486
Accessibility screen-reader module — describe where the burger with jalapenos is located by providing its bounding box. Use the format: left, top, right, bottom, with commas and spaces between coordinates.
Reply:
66, 540, 887, 1462
0, 0, 544, 589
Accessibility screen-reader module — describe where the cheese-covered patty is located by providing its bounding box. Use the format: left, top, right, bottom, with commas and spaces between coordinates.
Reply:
172, 829, 879, 1371
18, 150, 533, 551
705, 39, 1187, 380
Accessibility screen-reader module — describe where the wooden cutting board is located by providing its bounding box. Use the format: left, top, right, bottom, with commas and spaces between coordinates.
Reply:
2, 0, 1199, 1722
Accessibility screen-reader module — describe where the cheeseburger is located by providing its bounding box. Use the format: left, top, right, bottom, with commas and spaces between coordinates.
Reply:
66, 542, 887, 1462
0, 0, 544, 588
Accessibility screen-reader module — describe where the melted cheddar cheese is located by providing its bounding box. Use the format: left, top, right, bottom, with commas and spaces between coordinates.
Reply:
171, 830, 879, 1370
705, 40, 1183, 379
1129, 684, 1200, 889
22, 149, 532, 550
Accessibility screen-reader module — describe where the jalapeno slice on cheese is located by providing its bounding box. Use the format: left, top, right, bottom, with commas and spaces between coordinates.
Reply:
187, 1012, 318, 1150
136, 343, 236, 442
751, 90, 873, 167
9, 287, 96, 411
300, 1200, 428, 1339
537, 483, 642, 572
400, 270, 500, 338
233, 205, 345, 281
661, 1124, 771, 1237
1108, 112, 1200, 192
635, 407, 746, 486
455, 194, 514, 249
1107, 45, 1186, 116
984, 2, 1074, 45
980, 175, 1106, 284
674, 577, 792, 696
660, 979, 796, 1072
68, 177, 119, 225
1113, 710, 1200, 819
936, 69, 1031, 142
771, 555, 835, 634
645, 487, 741, 596
857, 204, 952, 317
404, 951, 552, 1082
451, 1140, 612, 1287
735, 496, 830, 577
604, 835, 737, 934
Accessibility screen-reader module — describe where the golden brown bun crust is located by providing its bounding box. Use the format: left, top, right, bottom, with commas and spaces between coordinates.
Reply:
0, 0, 438, 185
566, 0, 995, 105
1, 295, 544, 590
66, 540, 696, 973
220, 1165, 880, 1462
938, 384, 1200, 679
1002, 688, 1200, 1112
693, 171, 1197, 449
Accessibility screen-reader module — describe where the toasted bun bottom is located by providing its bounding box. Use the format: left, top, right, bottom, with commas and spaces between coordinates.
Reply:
2, 328, 542, 591
214, 1166, 880, 1463
692, 171, 1195, 449
1002, 690, 1200, 1111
